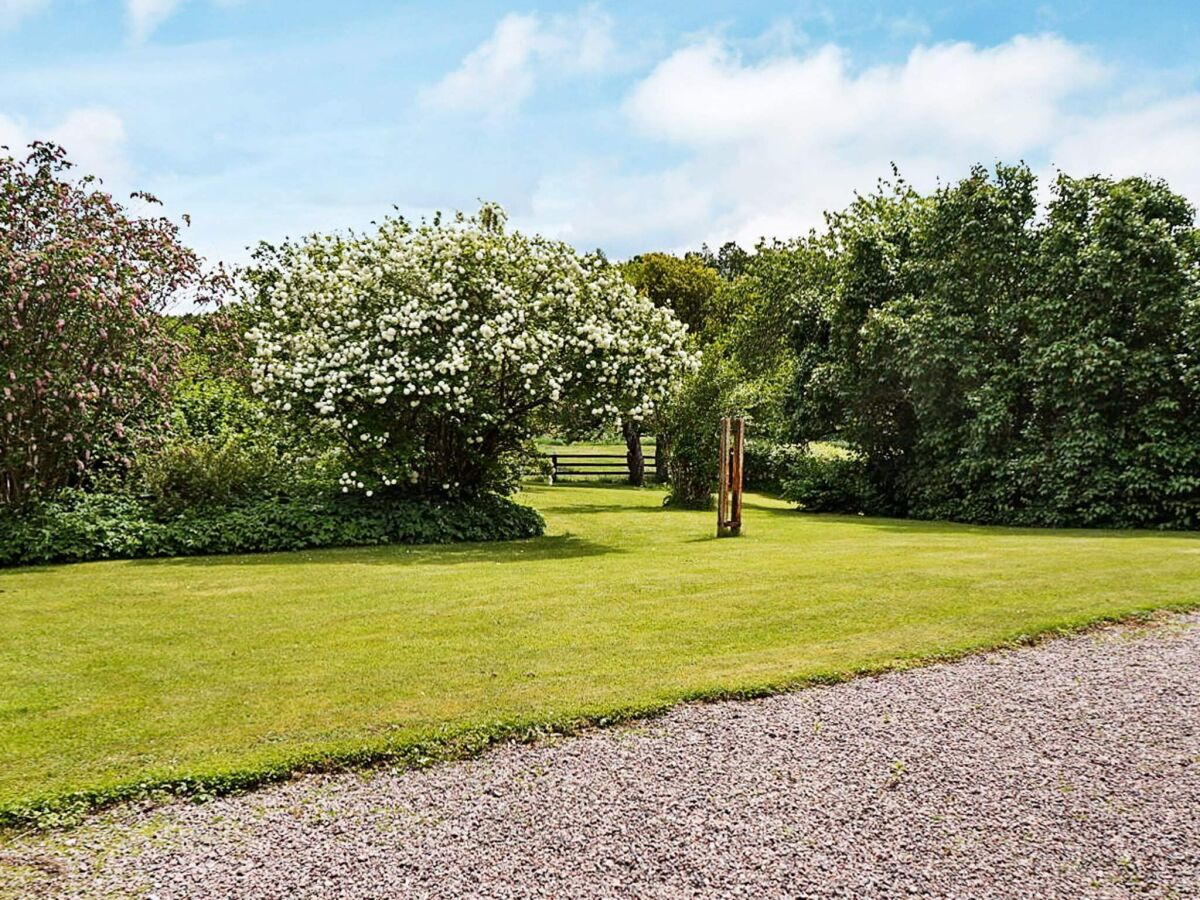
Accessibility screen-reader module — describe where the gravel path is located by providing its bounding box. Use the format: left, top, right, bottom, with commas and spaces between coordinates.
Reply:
3, 612, 1198, 899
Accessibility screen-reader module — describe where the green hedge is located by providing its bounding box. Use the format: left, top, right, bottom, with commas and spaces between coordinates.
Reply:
0, 489, 544, 567
780, 453, 876, 514
744, 440, 811, 494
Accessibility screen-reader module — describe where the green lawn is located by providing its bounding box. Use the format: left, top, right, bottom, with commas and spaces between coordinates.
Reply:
3, 484, 1200, 825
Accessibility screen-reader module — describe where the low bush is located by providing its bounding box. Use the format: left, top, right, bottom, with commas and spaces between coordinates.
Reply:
0, 489, 544, 567
780, 452, 875, 514
743, 440, 810, 494
135, 436, 292, 515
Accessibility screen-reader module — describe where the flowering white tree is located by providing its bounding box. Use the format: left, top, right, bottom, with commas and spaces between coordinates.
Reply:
244, 205, 697, 496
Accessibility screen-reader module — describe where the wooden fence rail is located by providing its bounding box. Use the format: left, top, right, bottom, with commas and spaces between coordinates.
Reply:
544, 451, 660, 482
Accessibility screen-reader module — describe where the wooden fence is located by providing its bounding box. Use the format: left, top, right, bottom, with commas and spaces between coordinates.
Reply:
544, 451, 659, 482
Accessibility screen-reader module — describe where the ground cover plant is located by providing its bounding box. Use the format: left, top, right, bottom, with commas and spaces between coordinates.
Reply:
2, 483, 1199, 828
0, 489, 543, 566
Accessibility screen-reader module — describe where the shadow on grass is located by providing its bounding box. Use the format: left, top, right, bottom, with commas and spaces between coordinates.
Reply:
749, 504, 1200, 541
119, 534, 620, 569
534, 501, 679, 516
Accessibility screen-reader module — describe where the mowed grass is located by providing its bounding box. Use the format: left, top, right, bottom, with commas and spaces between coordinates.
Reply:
3, 485, 1200, 821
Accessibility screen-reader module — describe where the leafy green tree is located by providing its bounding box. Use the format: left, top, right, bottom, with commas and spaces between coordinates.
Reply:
1016, 173, 1200, 526
620, 252, 723, 483
622, 252, 722, 339
789, 164, 1200, 528
696, 241, 751, 280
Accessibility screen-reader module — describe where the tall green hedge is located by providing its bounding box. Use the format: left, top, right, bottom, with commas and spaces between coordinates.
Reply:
786, 165, 1200, 528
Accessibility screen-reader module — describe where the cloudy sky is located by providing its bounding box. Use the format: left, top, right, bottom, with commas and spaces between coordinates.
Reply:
2, 1, 1199, 268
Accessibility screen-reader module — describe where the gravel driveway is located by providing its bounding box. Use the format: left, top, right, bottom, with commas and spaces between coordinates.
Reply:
3, 612, 1198, 899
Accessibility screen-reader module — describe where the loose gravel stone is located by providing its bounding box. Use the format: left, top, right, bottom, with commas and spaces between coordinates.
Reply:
2, 613, 1198, 899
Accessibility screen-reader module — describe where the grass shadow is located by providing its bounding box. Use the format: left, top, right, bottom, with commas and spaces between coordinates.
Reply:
114, 534, 620, 569
749, 504, 1200, 541
534, 501, 678, 516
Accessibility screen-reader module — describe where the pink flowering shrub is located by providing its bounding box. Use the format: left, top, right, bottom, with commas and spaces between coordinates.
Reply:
0, 143, 225, 506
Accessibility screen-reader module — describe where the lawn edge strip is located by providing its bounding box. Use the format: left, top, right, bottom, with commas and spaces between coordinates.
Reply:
3, 600, 1196, 835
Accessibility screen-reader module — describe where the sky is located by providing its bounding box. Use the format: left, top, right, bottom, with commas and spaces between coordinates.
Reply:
3, 1, 1200, 271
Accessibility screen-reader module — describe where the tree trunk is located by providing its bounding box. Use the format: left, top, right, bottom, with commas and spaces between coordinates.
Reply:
622, 419, 644, 487
654, 433, 669, 483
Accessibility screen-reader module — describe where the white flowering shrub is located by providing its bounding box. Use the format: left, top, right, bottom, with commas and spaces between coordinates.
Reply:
244, 205, 697, 496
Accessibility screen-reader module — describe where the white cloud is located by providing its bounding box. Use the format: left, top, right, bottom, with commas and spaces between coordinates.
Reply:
528, 159, 716, 252
126, 0, 185, 42
532, 32, 1200, 253
421, 5, 615, 117
0, 107, 130, 186
0, 0, 49, 30
1050, 95, 1200, 202
48, 108, 131, 183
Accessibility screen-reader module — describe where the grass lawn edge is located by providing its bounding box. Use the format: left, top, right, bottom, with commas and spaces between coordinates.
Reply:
5, 597, 1197, 836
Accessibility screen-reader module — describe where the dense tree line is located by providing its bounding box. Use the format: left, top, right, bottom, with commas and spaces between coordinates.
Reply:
670, 165, 1200, 528
6, 138, 1200, 549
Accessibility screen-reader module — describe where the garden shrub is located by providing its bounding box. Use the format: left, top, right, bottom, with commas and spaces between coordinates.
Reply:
134, 435, 291, 515
0, 487, 544, 567
787, 165, 1200, 529
243, 204, 696, 499
743, 440, 809, 494
0, 143, 226, 507
780, 452, 874, 514
659, 354, 741, 508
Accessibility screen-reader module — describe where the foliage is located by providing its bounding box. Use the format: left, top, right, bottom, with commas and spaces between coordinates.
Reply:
244, 204, 696, 499
134, 435, 292, 515
0, 487, 543, 567
139, 309, 313, 514
743, 440, 814, 493
653, 241, 832, 501
779, 452, 875, 513
621, 251, 722, 338
695, 240, 752, 280
659, 353, 742, 507
788, 165, 1200, 528
5, 483, 1199, 828
0, 143, 224, 507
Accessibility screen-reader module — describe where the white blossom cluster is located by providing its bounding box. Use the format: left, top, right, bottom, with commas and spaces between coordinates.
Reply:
245, 205, 698, 494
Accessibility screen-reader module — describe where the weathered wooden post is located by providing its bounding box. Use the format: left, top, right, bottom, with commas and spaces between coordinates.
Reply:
717, 416, 745, 537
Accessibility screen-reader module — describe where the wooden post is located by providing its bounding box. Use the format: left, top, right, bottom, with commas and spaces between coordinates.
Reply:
717, 417, 730, 536
717, 416, 744, 537
731, 416, 744, 535
550, 453, 558, 485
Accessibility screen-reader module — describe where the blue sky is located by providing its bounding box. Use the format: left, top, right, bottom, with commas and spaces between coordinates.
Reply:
2, 1, 1199, 270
